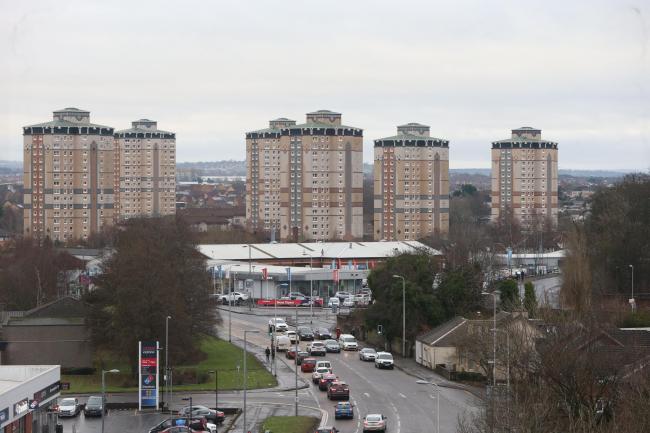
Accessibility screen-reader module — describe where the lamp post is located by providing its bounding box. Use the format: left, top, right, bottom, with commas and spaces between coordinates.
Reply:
629, 264, 635, 312
229, 270, 234, 342
101, 369, 119, 433
416, 380, 440, 433
303, 251, 314, 322
392, 275, 406, 357
181, 397, 192, 424
165, 315, 172, 413
243, 330, 259, 433
294, 304, 299, 416
481, 291, 499, 388
208, 370, 218, 411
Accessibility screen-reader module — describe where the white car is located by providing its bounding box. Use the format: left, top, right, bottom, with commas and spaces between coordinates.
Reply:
342, 297, 355, 308
57, 398, 81, 417
286, 330, 299, 344
363, 414, 387, 432
312, 366, 331, 384
275, 335, 291, 351
375, 352, 394, 369
359, 348, 377, 361
328, 298, 340, 308
334, 291, 352, 301
220, 291, 250, 304
268, 317, 288, 332
338, 334, 358, 351
315, 360, 332, 371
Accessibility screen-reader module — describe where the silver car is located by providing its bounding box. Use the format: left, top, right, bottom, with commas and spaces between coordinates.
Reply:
363, 414, 387, 432
359, 348, 377, 361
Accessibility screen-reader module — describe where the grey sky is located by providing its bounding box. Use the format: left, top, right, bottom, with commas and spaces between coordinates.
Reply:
1, 0, 649, 170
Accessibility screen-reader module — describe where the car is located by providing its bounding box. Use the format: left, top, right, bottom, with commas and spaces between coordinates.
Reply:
342, 297, 355, 308
268, 317, 288, 332
324, 339, 341, 353
334, 291, 352, 301
359, 348, 378, 361
327, 380, 350, 400
83, 396, 105, 417
297, 326, 315, 341
315, 360, 332, 371
328, 297, 340, 308
57, 398, 81, 417
353, 294, 370, 306
275, 335, 291, 351
334, 401, 354, 419
301, 357, 317, 373
286, 347, 297, 359
179, 405, 225, 424
315, 328, 333, 340
338, 334, 358, 351
318, 373, 338, 391
315, 427, 340, 433
312, 366, 331, 384
374, 352, 394, 369
160, 427, 193, 433
149, 417, 216, 433
220, 291, 249, 305
296, 351, 309, 365
363, 414, 387, 432
310, 341, 327, 356
286, 330, 299, 344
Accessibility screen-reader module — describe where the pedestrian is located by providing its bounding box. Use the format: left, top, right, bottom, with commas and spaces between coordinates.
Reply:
271, 348, 275, 360
265, 346, 271, 362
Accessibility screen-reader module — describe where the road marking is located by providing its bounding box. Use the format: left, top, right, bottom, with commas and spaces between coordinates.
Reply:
363, 392, 370, 398
399, 392, 407, 399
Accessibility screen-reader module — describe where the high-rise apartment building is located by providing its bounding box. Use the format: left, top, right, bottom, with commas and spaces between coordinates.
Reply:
23, 108, 116, 241
246, 110, 363, 241
114, 119, 176, 219
491, 127, 558, 227
373, 123, 449, 241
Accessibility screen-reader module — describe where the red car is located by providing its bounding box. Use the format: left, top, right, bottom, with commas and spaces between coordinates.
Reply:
318, 373, 338, 391
301, 357, 317, 372
327, 380, 350, 400
286, 348, 297, 359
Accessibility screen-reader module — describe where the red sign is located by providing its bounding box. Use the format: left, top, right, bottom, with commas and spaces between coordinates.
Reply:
141, 358, 157, 367
257, 299, 301, 307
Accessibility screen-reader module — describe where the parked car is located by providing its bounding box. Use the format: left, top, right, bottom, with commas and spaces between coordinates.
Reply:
324, 339, 341, 353
83, 396, 105, 417
220, 291, 249, 305
149, 418, 216, 433
363, 414, 387, 432
315, 328, 333, 340
57, 398, 81, 417
286, 330, 299, 344
275, 335, 291, 352
268, 317, 288, 332
359, 348, 377, 362
328, 297, 340, 308
327, 380, 350, 400
374, 352, 394, 369
309, 341, 327, 356
312, 366, 331, 384
296, 351, 309, 365
338, 334, 358, 351
334, 291, 352, 301
334, 401, 354, 419
301, 357, 318, 373
342, 297, 355, 308
179, 405, 225, 424
297, 326, 315, 341
318, 373, 338, 391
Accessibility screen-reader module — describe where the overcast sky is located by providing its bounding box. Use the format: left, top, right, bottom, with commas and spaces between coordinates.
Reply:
1, 0, 649, 170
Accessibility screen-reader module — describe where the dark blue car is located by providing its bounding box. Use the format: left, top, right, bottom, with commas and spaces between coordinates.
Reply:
334, 401, 354, 419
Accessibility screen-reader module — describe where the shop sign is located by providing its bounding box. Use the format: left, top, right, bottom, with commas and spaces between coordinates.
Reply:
0, 407, 8, 423
33, 381, 61, 404
13, 398, 28, 416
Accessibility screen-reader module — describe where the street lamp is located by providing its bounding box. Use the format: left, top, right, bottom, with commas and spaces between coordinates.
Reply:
392, 275, 406, 357
629, 264, 635, 312
181, 397, 192, 424
208, 370, 218, 411
101, 369, 119, 433
481, 291, 499, 388
303, 251, 314, 322
493, 328, 510, 423
243, 330, 259, 433
165, 315, 171, 413
416, 379, 440, 433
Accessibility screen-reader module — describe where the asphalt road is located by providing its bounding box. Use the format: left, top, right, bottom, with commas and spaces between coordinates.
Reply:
223, 307, 478, 433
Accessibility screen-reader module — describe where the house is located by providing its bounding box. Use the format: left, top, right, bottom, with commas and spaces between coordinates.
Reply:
178, 206, 246, 232
0, 297, 92, 369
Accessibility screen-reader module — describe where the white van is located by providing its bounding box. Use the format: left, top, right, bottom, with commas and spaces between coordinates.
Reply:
275, 335, 291, 352
338, 334, 358, 351
315, 360, 332, 372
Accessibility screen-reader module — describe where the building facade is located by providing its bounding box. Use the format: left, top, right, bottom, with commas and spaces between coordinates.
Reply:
373, 123, 449, 241
23, 108, 115, 241
246, 110, 363, 241
114, 119, 176, 219
491, 127, 558, 227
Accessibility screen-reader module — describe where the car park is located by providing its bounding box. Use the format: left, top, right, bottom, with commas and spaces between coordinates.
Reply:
334, 401, 355, 419
338, 334, 358, 351
179, 405, 225, 424
301, 357, 317, 372
297, 326, 315, 341
286, 330, 299, 344
318, 373, 338, 391
57, 398, 81, 417
83, 395, 105, 417
315, 328, 333, 340
324, 339, 341, 353
310, 341, 327, 356
359, 348, 378, 361
312, 366, 331, 384
268, 317, 288, 332
149, 418, 216, 433
327, 380, 350, 400
375, 352, 394, 369
363, 414, 387, 432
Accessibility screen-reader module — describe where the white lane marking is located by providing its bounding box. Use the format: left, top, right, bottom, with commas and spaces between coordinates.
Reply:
399, 392, 407, 399
389, 401, 401, 433
363, 392, 370, 398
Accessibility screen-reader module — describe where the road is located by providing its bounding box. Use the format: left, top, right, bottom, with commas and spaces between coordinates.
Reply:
222, 307, 478, 433
520, 275, 562, 309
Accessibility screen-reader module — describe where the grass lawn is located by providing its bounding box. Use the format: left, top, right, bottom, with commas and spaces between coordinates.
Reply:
260, 416, 319, 433
62, 335, 277, 394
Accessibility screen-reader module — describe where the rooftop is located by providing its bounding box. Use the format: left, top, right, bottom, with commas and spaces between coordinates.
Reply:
375, 133, 448, 142
307, 109, 341, 115
0, 365, 59, 395
53, 107, 88, 113
23, 120, 113, 130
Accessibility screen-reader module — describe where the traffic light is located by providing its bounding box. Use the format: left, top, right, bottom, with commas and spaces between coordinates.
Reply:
377, 325, 383, 335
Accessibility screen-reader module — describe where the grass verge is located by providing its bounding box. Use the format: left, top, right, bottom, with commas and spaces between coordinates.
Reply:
62, 334, 277, 394
260, 416, 319, 433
